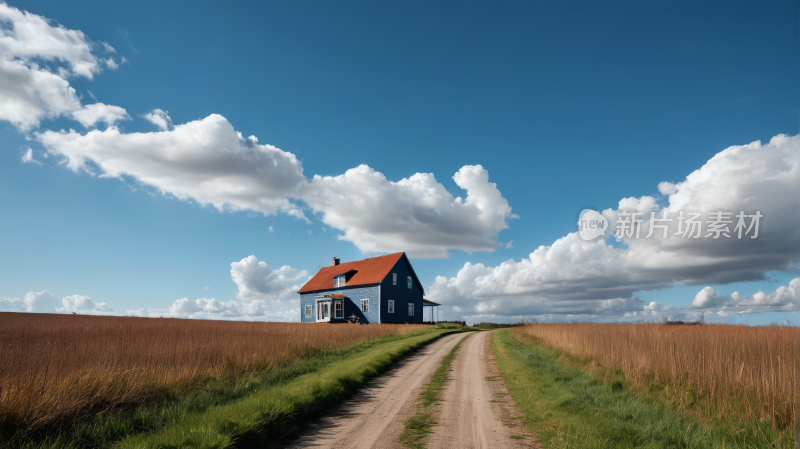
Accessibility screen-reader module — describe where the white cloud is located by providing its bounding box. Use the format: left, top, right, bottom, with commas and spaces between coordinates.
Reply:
70, 102, 129, 128
203, 286, 210, 290
686, 278, 800, 316
37, 114, 309, 219
142, 108, 172, 131
21, 147, 41, 164
0, 291, 113, 314
504, 240, 514, 249
0, 296, 24, 312
657, 181, 677, 196
126, 297, 298, 321
4, 7, 517, 258
268, 226, 274, 232
430, 135, 800, 321
57, 294, 114, 313
0, 3, 123, 130
36, 114, 517, 257
230, 255, 308, 300
304, 164, 517, 258
687, 286, 730, 309
23, 290, 60, 312
123, 255, 307, 321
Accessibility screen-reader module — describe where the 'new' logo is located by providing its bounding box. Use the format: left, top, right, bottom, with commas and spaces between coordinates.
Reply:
577, 209, 609, 240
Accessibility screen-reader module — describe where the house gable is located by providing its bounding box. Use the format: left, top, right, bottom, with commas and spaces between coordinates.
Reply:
399, 254, 424, 295
379, 254, 424, 323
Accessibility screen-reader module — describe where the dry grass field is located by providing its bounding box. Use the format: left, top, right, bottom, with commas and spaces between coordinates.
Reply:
0, 312, 430, 437
514, 322, 796, 430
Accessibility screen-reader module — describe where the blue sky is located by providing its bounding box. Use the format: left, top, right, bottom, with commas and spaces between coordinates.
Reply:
0, 0, 798, 323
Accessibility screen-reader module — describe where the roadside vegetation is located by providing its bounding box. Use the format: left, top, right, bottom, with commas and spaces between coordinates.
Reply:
493, 328, 794, 448
398, 332, 473, 448
514, 322, 795, 431
0, 313, 433, 447
436, 322, 483, 331
474, 322, 517, 329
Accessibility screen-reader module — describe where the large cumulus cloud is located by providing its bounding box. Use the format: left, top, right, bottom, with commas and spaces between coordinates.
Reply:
35, 112, 517, 257
431, 135, 800, 322
37, 115, 309, 219
303, 164, 516, 258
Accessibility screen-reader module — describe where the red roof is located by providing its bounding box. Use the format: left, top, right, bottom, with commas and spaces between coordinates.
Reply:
297, 252, 406, 294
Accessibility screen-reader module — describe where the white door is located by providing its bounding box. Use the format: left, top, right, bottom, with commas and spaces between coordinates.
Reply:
316, 300, 331, 322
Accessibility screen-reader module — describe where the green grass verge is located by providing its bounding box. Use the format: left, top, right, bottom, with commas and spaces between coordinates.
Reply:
112, 329, 461, 449
492, 330, 794, 449
397, 332, 473, 448
16, 329, 456, 449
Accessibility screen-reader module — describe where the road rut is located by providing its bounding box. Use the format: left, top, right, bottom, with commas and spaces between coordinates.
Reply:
287, 331, 536, 449
287, 332, 464, 449
427, 331, 536, 448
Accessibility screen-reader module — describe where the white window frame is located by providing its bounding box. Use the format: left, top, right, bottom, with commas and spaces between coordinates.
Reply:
334, 275, 346, 288
361, 298, 369, 312
334, 300, 343, 319
388, 300, 394, 313
407, 276, 412, 289
393, 273, 397, 285
305, 304, 312, 318
408, 303, 414, 316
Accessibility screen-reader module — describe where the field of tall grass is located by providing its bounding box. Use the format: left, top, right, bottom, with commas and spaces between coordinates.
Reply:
0, 312, 430, 439
514, 323, 796, 431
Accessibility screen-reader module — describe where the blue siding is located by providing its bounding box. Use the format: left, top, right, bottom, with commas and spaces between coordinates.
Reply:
300, 285, 381, 323
379, 257, 424, 323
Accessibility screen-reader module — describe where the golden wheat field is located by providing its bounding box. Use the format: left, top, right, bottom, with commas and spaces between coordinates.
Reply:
0, 313, 430, 435
514, 322, 797, 429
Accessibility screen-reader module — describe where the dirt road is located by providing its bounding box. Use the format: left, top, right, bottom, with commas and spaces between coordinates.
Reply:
288, 331, 535, 449
426, 331, 535, 448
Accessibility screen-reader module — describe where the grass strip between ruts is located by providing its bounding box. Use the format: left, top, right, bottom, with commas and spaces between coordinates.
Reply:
492, 329, 794, 449
397, 332, 473, 448
114, 329, 462, 449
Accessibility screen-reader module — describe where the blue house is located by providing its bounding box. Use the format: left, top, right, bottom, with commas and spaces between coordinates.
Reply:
298, 252, 425, 324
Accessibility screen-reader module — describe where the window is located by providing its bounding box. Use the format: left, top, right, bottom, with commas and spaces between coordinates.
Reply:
335, 300, 343, 319
334, 275, 346, 288
408, 303, 414, 316
388, 300, 394, 313
393, 273, 397, 285
305, 305, 312, 318
361, 299, 369, 312
407, 276, 412, 289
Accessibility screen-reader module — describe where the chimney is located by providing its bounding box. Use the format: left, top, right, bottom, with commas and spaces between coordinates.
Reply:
333, 257, 340, 266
